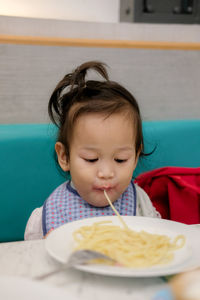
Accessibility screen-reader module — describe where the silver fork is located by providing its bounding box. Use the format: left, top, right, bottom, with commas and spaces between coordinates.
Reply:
35, 249, 115, 280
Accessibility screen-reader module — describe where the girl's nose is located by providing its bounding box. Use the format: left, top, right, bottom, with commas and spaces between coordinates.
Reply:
97, 164, 114, 179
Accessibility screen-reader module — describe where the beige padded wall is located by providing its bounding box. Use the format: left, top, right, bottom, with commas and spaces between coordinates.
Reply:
0, 43, 200, 123
0, 16, 200, 123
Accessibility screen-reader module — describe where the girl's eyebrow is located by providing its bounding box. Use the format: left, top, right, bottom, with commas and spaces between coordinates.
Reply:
115, 146, 134, 151
80, 146, 134, 151
80, 146, 99, 150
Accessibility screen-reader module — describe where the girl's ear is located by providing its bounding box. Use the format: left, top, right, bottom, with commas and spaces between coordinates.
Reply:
55, 142, 70, 171
134, 145, 142, 168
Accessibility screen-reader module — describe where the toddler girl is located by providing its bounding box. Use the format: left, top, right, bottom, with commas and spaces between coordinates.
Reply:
25, 61, 160, 240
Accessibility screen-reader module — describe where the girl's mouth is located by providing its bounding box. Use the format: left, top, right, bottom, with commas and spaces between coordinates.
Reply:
93, 185, 114, 192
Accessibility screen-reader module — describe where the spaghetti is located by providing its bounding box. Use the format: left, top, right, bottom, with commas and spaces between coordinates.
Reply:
73, 191, 185, 268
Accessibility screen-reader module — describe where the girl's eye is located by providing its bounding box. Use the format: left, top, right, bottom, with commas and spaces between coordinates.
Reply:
115, 159, 127, 163
84, 158, 98, 163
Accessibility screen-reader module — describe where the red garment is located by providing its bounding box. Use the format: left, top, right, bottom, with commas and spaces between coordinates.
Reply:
135, 167, 200, 224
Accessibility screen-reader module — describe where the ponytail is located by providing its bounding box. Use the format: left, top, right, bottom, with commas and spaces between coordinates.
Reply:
48, 61, 109, 127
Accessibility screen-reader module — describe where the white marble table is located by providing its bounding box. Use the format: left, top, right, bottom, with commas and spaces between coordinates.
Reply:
0, 239, 168, 300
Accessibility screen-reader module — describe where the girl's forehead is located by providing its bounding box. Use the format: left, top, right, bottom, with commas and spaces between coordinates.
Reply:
76, 111, 134, 124
75, 112, 134, 130
71, 112, 136, 146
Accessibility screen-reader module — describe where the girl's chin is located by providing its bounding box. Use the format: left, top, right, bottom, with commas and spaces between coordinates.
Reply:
87, 193, 117, 207
79, 188, 120, 207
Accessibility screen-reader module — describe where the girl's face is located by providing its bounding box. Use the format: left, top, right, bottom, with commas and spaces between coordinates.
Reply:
56, 112, 139, 207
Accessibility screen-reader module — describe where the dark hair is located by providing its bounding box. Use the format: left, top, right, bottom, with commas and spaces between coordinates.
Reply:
48, 61, 145, 160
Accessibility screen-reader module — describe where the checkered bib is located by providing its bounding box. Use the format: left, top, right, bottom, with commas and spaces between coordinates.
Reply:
42, 181, 136, 235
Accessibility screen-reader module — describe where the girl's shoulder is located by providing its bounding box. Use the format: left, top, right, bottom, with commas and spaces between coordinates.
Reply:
24, 181, 69, 240
134, 183, 161, 218
24, 206, 43, 240
48, 181, 68, 197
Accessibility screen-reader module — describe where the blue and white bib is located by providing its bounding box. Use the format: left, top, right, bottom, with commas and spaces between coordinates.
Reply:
42, 181, 136, 235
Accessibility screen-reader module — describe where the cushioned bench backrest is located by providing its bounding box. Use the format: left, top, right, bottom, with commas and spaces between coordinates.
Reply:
0, 120, 200, 242
0, 124, 63, 242
135, 120, 200, 176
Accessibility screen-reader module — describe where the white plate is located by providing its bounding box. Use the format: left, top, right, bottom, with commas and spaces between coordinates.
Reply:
45, 216, 200, 277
